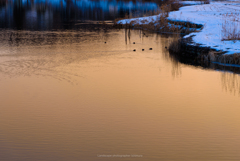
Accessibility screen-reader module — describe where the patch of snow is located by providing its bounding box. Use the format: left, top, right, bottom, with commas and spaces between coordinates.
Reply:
179, 1, 204, 5
117, 15, 160, 25
168, 1, 240, 54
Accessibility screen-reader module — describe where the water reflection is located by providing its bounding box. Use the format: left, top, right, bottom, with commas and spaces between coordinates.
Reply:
124, 27, 131, 44
0, 29, 117, 83
221, 72, 240, 96
167, 36, 240, 94
160, 34, 182, 78
1, 29, 240, 161
0, 0, 158, 30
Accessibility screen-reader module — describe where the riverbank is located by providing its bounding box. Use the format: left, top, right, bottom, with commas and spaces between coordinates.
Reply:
116, 0, 240, 66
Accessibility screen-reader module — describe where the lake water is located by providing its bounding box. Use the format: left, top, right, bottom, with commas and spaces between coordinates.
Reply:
1, 1, 240, 161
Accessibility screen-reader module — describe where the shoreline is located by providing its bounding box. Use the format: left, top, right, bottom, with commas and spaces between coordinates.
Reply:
115, 0, 240, 66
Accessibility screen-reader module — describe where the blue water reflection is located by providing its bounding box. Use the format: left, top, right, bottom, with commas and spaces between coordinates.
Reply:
0, 0, 159, 30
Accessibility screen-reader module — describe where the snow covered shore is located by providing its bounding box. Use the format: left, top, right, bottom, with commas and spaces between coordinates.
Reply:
169, 1, 240, 55
117, 1, 240, 55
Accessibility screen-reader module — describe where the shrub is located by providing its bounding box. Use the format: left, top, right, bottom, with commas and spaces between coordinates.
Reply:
221, 14, 240, 41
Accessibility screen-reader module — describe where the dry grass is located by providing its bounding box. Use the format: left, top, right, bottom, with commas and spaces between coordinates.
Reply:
168, 0, 183, 11
221, 13, 240, 41
199, 51, 240, 65
216, 53, 240, 64
143, 2, 199, 34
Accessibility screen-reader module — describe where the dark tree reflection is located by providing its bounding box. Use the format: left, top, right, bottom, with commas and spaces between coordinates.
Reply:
0, 0, 159, 30
13, 0, 25, 29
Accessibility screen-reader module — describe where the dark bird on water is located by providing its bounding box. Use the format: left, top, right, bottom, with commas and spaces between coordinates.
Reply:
105, 42, 106, 43
142, 49, 144, 51
133, 42, 135, 44
149, 48, 152, 50
133, 49, 136, 51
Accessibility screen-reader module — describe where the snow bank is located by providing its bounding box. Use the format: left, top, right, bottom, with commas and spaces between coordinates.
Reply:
168, 1, 240, 54
117, 15, 160, 25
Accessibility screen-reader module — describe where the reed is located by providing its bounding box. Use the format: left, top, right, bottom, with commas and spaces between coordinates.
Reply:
216, 53, 240, 65
221, 13, 240, 41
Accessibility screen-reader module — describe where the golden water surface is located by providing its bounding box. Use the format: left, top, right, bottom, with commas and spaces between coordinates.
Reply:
0, 29, 240, 161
